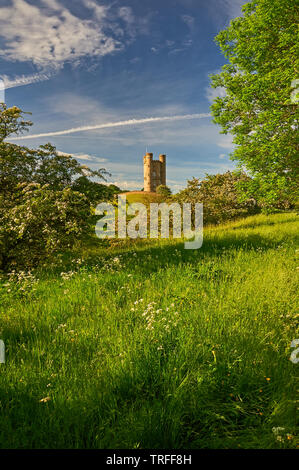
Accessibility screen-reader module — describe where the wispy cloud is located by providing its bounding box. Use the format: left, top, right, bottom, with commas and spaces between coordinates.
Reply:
208, 0, 247, 26
0, 0, 140, 70
181, 15, 195, 32
56, 150, 107, 162
118, 6, 134, 26
10, 113, 211, 140
168, 48, 186, 55
0, 72, 52, 90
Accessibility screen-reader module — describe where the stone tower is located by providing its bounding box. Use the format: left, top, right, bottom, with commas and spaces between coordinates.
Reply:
143, 152, 166, 192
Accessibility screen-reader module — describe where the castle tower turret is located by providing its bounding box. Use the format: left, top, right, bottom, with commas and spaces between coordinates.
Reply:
159, 154, 166, 186
143, 152, 153, 192
143, 152, 167, 192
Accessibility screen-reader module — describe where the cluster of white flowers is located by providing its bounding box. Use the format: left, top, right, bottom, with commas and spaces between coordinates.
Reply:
130, 298, 144, 311
71, 258, 84, 266
100, 255, 124, 272
139, 301, 180, 332
173, 248, 182, 257
60, 270, 76, 281
1, 270, 38, 295
120, 283, 133, 293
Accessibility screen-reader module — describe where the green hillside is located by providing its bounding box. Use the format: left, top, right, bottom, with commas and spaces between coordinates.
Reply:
0, 212, 298, 449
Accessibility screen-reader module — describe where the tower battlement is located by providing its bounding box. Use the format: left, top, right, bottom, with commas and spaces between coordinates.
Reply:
143, 152, 166, 192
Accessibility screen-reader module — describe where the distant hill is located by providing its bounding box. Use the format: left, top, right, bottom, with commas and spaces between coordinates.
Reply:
120, 191, 164, 204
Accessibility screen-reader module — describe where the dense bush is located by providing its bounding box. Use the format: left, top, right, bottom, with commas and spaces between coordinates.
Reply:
0, 104, 110, 270
156, 185, 172, 198
0, 183, 92, 270
72, 176, 120, 207
174, 171, 259, 224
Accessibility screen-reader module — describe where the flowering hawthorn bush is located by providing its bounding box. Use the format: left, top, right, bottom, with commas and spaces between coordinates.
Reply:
0, 104, 108, 270
0, 183, 92, 270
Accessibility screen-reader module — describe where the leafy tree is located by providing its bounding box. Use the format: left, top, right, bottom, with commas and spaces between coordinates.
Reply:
156, 184, 172, 198
175, 172, 258, 224
199, 171, 258, 223
210, 0, 299, 207
174, 178, 201, 207
108, 184, 121, 194
0, 103, 109, 199
0, 104, 111, 269
0, 104, 32, 140
72, 176, 120, 207
0, 183, 92, 270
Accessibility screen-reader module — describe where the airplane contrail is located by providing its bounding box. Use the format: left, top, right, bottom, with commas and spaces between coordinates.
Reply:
1, 72, 52, 90
9, 113, 211, 140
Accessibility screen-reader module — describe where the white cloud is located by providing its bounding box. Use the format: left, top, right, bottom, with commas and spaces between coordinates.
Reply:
118, 6, 134, 25
130, 57, 141, 64
181, 15, 195, 32
0, 0, 133, 69
168, 48, 186, 55
166, 40, 175, 47
83, 0, 107, 20
115, 5, 150, 40
56, 150, 107, 162
219, 153, 226, 159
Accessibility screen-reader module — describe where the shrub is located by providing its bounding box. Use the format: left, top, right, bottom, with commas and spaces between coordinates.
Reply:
175, 171, 259, 225
0, 103, 111, 270
156, 185, 172, 198
0, 183, 92, 270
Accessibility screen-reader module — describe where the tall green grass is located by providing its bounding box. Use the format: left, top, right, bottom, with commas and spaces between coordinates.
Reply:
0, 212, 298, 448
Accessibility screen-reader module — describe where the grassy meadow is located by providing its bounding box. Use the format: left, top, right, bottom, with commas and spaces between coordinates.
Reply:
0, 212, 298, 449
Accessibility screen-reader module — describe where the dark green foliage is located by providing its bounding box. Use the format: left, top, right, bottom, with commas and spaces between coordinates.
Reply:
156, 185, 172, 198
175, 171, 259, 224
0, 104, 110, 270
0, 183, 92, 270
210, 0, 299, 208
0, 104, 32, 141
72, 177, 120, 207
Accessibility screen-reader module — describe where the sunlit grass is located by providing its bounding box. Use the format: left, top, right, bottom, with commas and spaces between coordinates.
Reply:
0, 212, 298, 448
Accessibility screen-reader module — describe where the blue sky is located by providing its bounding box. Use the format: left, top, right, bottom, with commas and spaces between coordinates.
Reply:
0, 0, 247, 192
